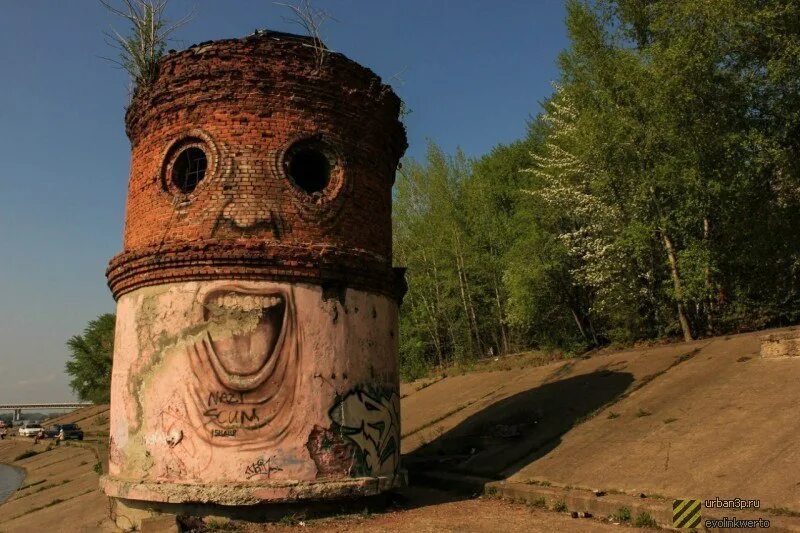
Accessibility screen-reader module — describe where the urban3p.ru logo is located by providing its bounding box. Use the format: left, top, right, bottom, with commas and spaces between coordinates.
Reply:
673, 499, 701, 528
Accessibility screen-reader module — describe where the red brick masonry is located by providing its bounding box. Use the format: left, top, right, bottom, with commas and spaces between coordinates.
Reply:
107, 31, 407, 300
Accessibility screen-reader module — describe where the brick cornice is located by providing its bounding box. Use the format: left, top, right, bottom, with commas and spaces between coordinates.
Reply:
106, 242, 405, 301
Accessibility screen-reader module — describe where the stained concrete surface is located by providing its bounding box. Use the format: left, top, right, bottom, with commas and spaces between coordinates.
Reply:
405, 328, 800, 511
0, 439, 109, 532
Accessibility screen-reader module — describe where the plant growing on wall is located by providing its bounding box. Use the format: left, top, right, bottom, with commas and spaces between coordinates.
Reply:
275, 0, 335, 72
100, 0, 192, 90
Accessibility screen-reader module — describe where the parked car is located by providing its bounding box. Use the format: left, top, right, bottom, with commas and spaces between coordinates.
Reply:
18, 423, 43, 437
45, 423, 84, 441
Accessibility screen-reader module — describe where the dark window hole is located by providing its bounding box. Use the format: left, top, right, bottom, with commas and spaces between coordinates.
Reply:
287, 146, 331, 194
171, 147, 207, 194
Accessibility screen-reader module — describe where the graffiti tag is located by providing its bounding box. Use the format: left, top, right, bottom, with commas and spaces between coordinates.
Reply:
211, 428, 237, 438
244, 456, 283, 479
329, 388, 400, 477
207, 391, 245, 406
203, 407, 261, 426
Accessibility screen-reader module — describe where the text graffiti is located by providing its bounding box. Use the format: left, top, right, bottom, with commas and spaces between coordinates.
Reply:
244, 456, 283, 479
203, 407, 261, 426
207, 391, 245, 406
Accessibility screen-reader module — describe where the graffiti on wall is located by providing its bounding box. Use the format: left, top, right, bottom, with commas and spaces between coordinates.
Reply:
124, 281, 402, 486
244, 455, 283, 479
306, 387, 400, 479
184, 283, 301, 448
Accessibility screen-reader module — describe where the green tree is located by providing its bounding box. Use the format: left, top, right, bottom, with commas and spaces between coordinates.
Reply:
525, 0, 800, 343
463, 137, 539, 353
65, 314, 116, 404
393, 0, 800, 379
394, 143, 472, 376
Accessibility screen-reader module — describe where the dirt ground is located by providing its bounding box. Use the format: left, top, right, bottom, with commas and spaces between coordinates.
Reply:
0, 414, 640, 533
206, 488, 641, 533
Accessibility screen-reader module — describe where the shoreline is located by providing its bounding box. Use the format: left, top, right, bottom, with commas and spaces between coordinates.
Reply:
0, 435, 109, 530
0, 461, 26, 504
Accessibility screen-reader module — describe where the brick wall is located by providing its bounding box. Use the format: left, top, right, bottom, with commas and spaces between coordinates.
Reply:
107, 31, 407, 300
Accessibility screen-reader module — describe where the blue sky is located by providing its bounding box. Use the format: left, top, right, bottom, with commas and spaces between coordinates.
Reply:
0, 1, 567, 403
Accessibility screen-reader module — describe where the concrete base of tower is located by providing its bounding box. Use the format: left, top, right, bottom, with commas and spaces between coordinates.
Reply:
102, 472, 406, 530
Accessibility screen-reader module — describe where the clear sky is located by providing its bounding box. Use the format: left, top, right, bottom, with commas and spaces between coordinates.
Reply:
0, 0, 567, 403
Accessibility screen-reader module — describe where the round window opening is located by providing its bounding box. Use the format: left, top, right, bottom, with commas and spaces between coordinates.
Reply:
286, 144, 331, 195
171, 147, 208, 194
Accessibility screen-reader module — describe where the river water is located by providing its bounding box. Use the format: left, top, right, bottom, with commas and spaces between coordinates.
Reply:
0, 463, 25, 504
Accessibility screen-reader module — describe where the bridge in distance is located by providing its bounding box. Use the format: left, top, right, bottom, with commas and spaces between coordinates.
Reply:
0, 402, 93, 421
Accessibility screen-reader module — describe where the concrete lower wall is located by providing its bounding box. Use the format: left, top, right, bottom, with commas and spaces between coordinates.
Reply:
106, 280, 401, 503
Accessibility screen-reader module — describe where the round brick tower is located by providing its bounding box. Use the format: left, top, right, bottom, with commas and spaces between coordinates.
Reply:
102, 31, 407, 524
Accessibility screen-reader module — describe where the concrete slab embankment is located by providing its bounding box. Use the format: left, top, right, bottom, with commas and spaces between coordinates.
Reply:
486, 480, 800, 532
0, 437, 109, 532
402, 327, 800, 520
508, 332, 800, 510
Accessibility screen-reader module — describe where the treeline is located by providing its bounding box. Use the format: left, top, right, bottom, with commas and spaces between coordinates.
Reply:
394, 0, 800, 379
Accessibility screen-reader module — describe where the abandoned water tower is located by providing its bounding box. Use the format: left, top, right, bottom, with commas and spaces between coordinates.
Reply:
102, 31, 407, 523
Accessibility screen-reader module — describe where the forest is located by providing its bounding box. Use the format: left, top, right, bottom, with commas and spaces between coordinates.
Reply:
394, 0, 800, 379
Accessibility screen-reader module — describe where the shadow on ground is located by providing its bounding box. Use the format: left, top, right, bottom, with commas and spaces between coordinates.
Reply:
404, 370, 634, 486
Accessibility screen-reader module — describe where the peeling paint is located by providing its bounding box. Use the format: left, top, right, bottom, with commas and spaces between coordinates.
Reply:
107, 281, 400, 492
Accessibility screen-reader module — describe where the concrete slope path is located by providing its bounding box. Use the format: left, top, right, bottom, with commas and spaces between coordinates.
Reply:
510, 331, 800, 510
403, 328, 800, 513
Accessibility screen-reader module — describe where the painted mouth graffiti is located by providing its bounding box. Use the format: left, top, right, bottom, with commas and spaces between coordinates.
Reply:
186, 283, 300, 446
202, 289, 288, 391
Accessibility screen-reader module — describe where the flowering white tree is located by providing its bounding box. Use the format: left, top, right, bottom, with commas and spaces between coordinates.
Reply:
526, 88, 641, 323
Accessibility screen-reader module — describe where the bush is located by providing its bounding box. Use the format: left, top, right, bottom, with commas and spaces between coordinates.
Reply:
612, 507, 631, 522
634, 511, 658, 528
529, 497, 547, 509
399, 335, 432, 381
202, 518, 241, 531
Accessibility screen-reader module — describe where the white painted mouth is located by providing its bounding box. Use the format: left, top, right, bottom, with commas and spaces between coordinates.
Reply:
206, 293, 284, 312
202, 289, 288, 391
